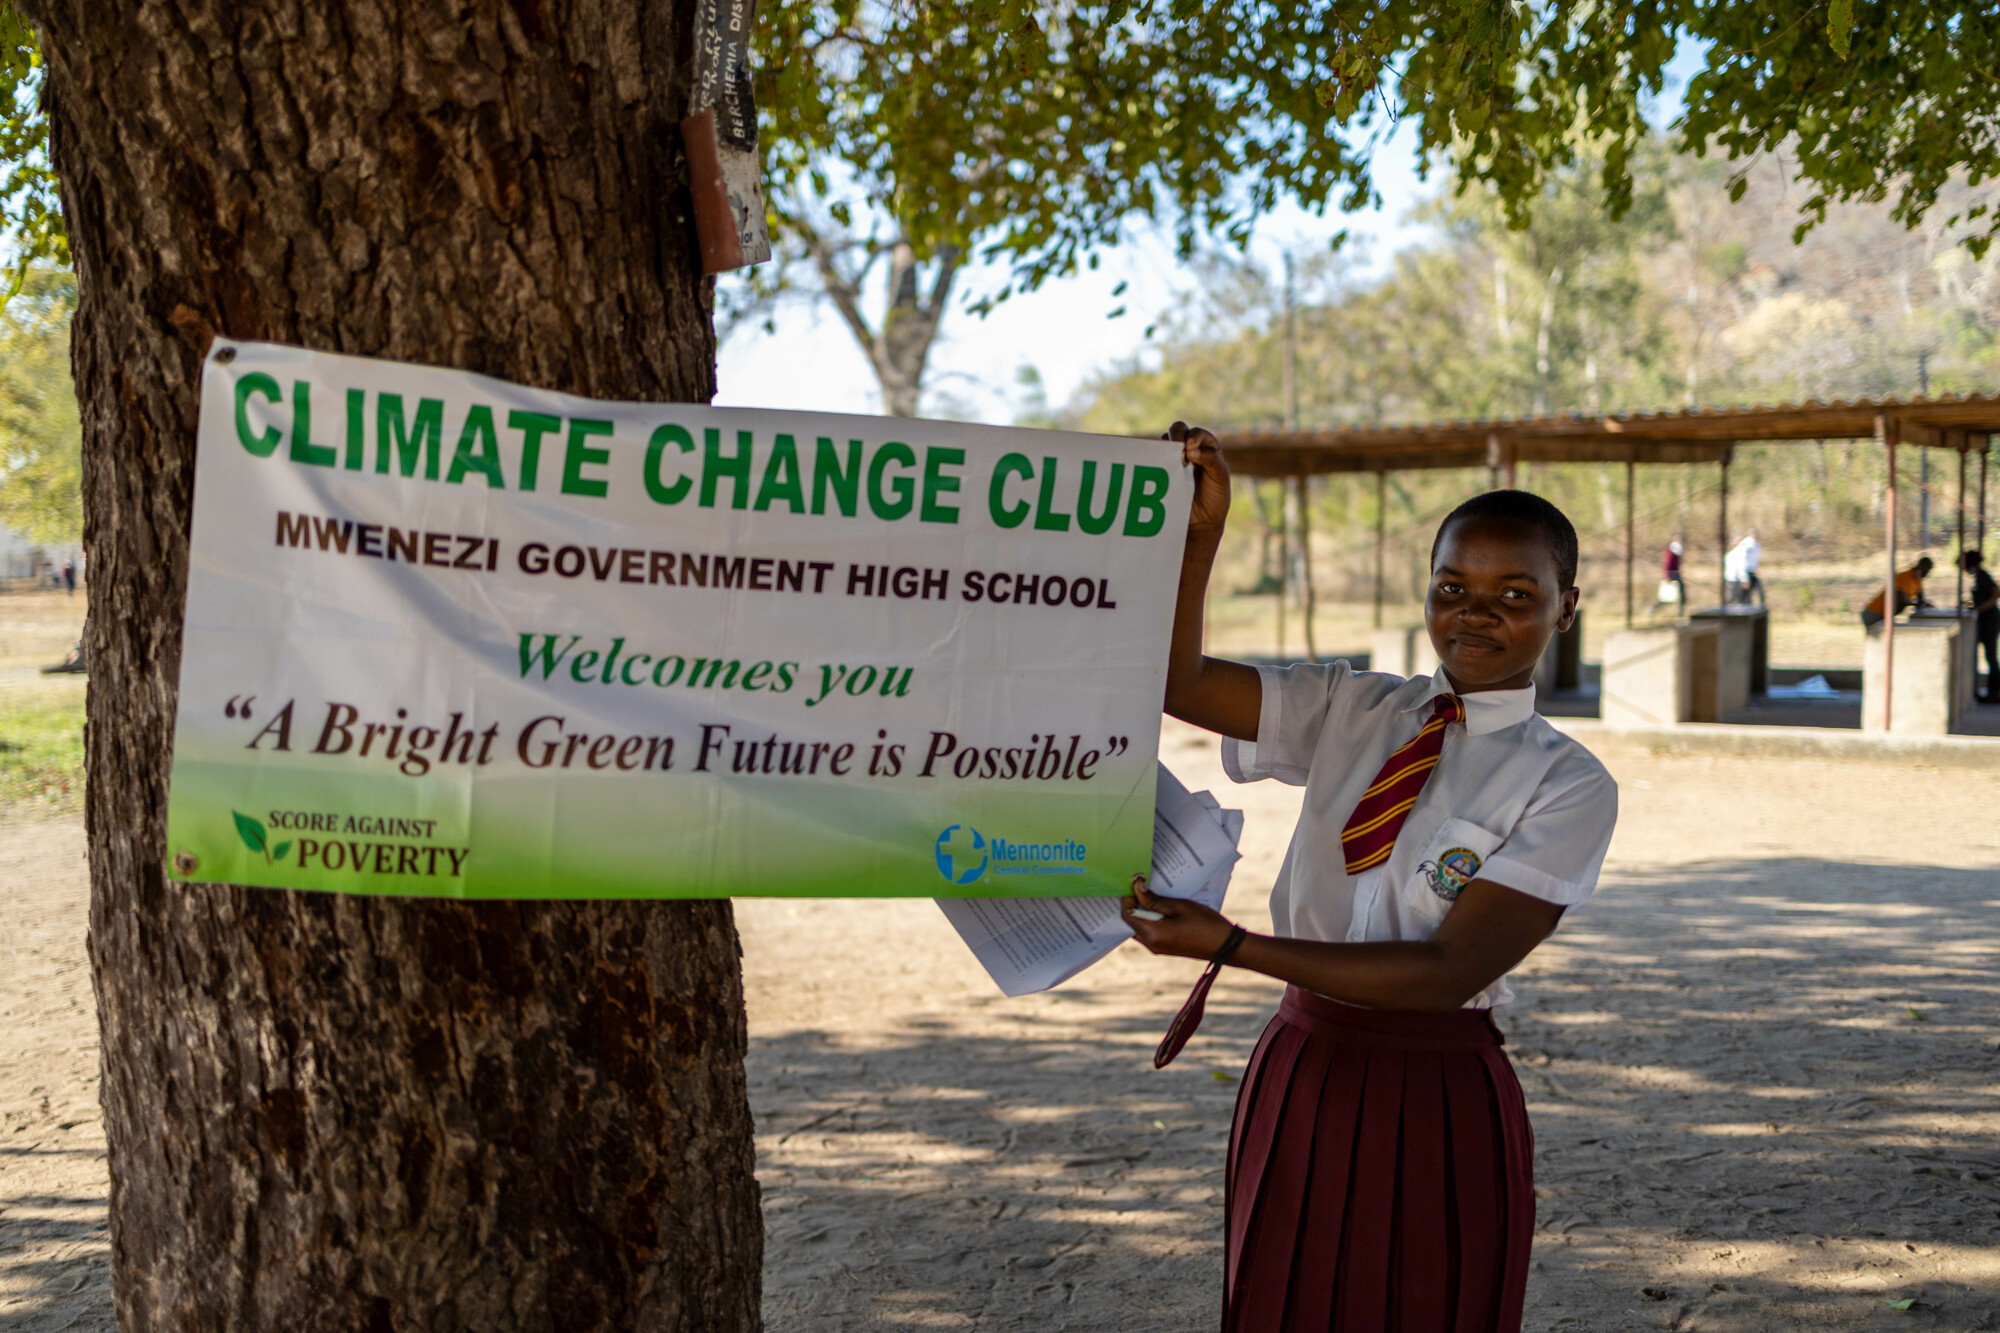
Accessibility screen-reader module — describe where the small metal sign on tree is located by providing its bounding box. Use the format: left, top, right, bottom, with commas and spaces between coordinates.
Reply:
682, 0, 773, 273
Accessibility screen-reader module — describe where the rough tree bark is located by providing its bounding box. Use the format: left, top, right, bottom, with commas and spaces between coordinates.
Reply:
28, 2, 763, 1328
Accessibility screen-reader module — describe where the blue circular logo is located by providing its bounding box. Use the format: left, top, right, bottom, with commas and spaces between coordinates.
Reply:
935, 824, 987, 885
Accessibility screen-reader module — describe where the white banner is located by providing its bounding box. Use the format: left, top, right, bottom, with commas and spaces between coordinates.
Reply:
165, 340, 1190, 898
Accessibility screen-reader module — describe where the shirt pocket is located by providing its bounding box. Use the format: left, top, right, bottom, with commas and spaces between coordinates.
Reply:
1398, 817, 1507, 933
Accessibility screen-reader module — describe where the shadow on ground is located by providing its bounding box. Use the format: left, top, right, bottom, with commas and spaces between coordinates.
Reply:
749, 858, 2000, 1331
0, 1175, 112, 1333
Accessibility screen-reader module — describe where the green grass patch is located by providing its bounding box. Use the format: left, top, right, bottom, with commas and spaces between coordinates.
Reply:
0, 678, 86, 810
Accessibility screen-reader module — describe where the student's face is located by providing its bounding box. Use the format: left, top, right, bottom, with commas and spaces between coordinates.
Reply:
1425, 517, 1579, 693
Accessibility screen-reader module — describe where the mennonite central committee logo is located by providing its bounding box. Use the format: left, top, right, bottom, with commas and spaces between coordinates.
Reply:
935, 824, 989, 885
934, 824, 1088, 884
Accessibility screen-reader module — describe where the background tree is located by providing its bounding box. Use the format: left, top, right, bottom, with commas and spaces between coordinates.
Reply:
801, 224, 960, 418
740, 1, 2000, 419
1071, 138, 1998, 605
0, 268, 80, 543
10, 0, 2000, 1328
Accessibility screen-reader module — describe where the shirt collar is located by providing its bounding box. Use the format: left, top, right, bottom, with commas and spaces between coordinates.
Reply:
1402, 666, 1538, 736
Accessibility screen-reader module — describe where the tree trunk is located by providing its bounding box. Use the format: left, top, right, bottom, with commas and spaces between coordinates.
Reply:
873, 241, 957, 417
29, 3, 763, 1328
1532, 265, 1561, 418
809, 231, 957, 417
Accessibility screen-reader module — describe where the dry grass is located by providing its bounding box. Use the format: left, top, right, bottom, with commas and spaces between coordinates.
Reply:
0, 590, 88, 811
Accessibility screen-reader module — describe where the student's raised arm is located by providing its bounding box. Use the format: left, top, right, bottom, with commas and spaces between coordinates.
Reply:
1161, 423, 1262, 742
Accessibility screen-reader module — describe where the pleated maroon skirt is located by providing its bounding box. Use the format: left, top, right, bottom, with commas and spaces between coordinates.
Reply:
1223, 987, 1535, 1332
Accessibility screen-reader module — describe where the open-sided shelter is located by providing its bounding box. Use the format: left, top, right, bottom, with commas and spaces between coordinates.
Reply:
1219, 397, 2000, 728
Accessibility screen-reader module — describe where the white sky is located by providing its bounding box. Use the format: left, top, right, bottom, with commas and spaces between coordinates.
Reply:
716, 46, 1706, 427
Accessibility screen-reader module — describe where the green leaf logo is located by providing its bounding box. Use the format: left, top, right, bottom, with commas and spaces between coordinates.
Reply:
232, 811, 287, 865
233, 810, 268, 855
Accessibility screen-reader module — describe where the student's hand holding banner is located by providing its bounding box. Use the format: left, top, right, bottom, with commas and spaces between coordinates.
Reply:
1167, 420, 1231, 539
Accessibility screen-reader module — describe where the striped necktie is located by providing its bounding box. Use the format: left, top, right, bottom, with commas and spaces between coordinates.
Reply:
1340, 693, 1464, 874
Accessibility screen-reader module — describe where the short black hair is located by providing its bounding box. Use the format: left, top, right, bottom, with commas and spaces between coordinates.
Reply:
1430, 490, 1580, 589
1915, 556, 1936, 575
1960, 550, 1983, 570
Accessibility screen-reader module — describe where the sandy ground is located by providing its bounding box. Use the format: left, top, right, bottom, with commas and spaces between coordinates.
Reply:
1, 814, 106, 1331
6, 729, 2000, 1330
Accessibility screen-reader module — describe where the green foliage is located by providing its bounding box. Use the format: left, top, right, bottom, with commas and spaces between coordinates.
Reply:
758, 0, 2000, 306
1075, 143, 1688, 435
758, 0, 1683, 302
0, 268, 81, 543
0, 4, 63, 293
1684, 2, 2000, 257
0, 1, 1987, 321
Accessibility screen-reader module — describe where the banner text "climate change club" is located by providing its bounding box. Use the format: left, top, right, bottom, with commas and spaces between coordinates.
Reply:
233, 377, 1175, 537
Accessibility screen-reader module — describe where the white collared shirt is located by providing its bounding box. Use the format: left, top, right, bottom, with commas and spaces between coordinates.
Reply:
1223, 662, 1618, 1008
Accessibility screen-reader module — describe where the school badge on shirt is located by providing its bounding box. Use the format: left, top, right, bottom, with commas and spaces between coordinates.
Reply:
1418, 847, 1482, 901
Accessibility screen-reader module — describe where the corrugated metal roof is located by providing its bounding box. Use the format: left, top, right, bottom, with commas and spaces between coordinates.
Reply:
1218, 393, 2000, 475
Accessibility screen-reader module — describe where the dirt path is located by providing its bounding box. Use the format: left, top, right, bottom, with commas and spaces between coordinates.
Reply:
1, 814, 109, 1332
5, 726, 1999, 1330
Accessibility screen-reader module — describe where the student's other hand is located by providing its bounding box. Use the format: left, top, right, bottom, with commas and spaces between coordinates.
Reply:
1165, 422, 1229, 540
1121, 874, 1235, 959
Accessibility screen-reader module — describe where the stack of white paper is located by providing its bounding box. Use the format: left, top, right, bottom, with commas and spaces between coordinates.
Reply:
937, 763, 1245, 996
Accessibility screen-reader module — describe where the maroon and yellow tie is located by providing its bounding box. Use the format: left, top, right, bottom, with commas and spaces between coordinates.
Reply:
1340, 693, 1464, 874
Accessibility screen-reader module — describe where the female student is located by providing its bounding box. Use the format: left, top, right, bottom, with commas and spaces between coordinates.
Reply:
1125, 424, 1618, 1332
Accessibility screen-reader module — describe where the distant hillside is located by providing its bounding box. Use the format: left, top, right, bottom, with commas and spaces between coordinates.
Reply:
1061, 143, 2000, 609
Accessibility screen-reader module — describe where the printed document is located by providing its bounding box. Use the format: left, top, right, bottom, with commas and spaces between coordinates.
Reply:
938, 763, 1243, 996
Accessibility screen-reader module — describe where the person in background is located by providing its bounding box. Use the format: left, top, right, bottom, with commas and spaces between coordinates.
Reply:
1660, 537, 1686, 615
1723, 538, 1747, 605
1962, 551, 1998, 703
1731, 530, 1764, 606
62, 557, 75, 597
1860, 556, 1933, 630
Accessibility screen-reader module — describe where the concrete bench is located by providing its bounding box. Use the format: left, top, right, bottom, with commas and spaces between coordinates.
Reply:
1370, 624, 1439, 681
1603, 623, 1721, 727
1691, 606, 1767, 703
1689, 608, 1760, 713
1863, 613, 1972, 735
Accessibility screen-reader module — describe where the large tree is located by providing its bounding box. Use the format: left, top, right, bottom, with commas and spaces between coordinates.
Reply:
13, 1, 2000, 1328
27, 2, 759, 1328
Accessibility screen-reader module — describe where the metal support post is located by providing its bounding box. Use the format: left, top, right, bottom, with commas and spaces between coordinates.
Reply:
1958, 440, 1968, 607
1976, 436, 1992, 556
1881, 415, 1897, 731
1275, 482, 1287, 662
1921, 445, 1931, 548
1372, 471, 1387, 630
1718, 453, 1730, 608
1296, 474, 1317, 662
1624, 459, 1635, 628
